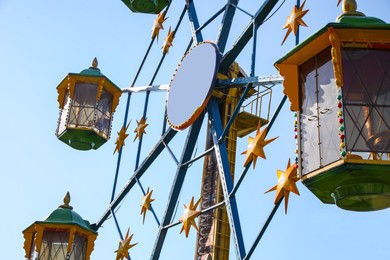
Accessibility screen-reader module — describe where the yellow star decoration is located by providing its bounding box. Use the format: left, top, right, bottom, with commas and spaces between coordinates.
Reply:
140, 187, 155, 224
162, 26, 174, 54
281, 0, 309, 45
114, 122, 131, 154
241, 123, 278, 168
115, 228, 138, 260
151, 11, 168, 41
133, 117, 148, 142
265, 159, 300, 214
179, 197, 201, 237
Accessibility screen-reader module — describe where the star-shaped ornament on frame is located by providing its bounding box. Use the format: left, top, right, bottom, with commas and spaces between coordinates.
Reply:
134, 117, 149, 142
140, 187, 155, 224
114, 121, 131, 154
179, 197, 201, 237
162, 26, 174, 54
281, 0, 309, 45
241, 123, 278, 168
265, 159, 300, 214
115, 228, 138, 260
151, 11, 168, 41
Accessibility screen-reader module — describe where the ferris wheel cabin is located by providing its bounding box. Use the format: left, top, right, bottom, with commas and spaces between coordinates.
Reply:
55, 59, 122, 151
121, 0, 171, 14
275, 5, 390, 211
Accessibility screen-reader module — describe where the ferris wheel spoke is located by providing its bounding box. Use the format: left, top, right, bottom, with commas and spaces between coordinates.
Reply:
151, 114, 205, 260
94, 127, 177, 230
207, 98, 246, 259
243, 198, 283, 260
187, 0, 203, 44
220, 0, 281, 73
216, 0, 239, 53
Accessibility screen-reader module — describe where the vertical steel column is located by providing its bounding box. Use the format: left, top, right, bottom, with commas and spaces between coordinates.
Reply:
207, 98, 246, 259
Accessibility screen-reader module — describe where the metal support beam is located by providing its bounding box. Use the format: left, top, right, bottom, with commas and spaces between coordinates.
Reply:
244, 198, 283, 259
207, 98, 246, 259
150, 114, 205, 260
216, 75, 283, 88
93, 127, 177, 230
216, 0, 239, 53
187, 0, 203, 44
219, 0, 281, 73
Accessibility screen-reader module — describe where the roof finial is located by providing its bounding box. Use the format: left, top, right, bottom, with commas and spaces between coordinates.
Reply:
342, 0, 357, 13
337, 0, 364, 20
92, 57, 98, 68
60, 191, 73, 209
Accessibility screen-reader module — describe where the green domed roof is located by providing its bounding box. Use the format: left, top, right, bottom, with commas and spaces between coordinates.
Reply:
39, 207, 96, 233
35, 192, 96, 234
80, 66, 103, 76
336, 14, 386, 25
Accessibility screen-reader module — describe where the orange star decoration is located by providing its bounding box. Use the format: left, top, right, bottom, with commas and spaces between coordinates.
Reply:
133, 117, 148, 142
179, 197, 201, 237
152, 11, 168, 41
140, 187, 155, 224
115, 228, 138, 260
114, 122, 131, 154
281, 0, 309, 45
241, 123, 278, 168
265, 159, 300, 214
162, 26, 174, 54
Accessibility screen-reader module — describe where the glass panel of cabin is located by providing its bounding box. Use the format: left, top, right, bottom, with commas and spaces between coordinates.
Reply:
342, 48, 390, 157
316, 50, 340, 168
68, 234, 87, 260
39, 230, 70, 260
300, 56, 321, 175
69, 82, 97, 127
299, 47, 339, 175
95, 88, 113, 137
57, 90, 71, 135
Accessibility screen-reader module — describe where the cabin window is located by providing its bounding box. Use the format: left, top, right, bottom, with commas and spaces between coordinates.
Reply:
342, 48, 390, 155
299, 47, 340, 175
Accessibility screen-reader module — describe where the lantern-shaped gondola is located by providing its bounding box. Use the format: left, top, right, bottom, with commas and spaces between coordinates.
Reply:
56, 58, 121, 151
22, 192, 98, 260
121, 0, 171, 14
275, 1, 390, 211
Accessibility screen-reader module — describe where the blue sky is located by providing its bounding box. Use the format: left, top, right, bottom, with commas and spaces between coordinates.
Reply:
1, 0, 390, 259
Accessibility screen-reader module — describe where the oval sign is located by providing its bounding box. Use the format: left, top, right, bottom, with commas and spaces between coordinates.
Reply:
167, 41, 221, 130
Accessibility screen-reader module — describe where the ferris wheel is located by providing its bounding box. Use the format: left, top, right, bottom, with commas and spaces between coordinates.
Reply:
101, 1, 286, 258
22, 0, 390, 260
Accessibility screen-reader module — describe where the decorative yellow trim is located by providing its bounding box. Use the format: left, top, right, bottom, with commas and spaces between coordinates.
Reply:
34, 224, 45, 254
275, 63, 299, 111
96, 78, 105, 102
67, 226, 76, 254
85, 234, 98, 260
328, 27, 343, 88
22, 226, 35, 258
301, 160, 344, 181
112, 92, 122, 113
337, 29, 390, 45
56, 78, 69, 109
68, 77, 77, 100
